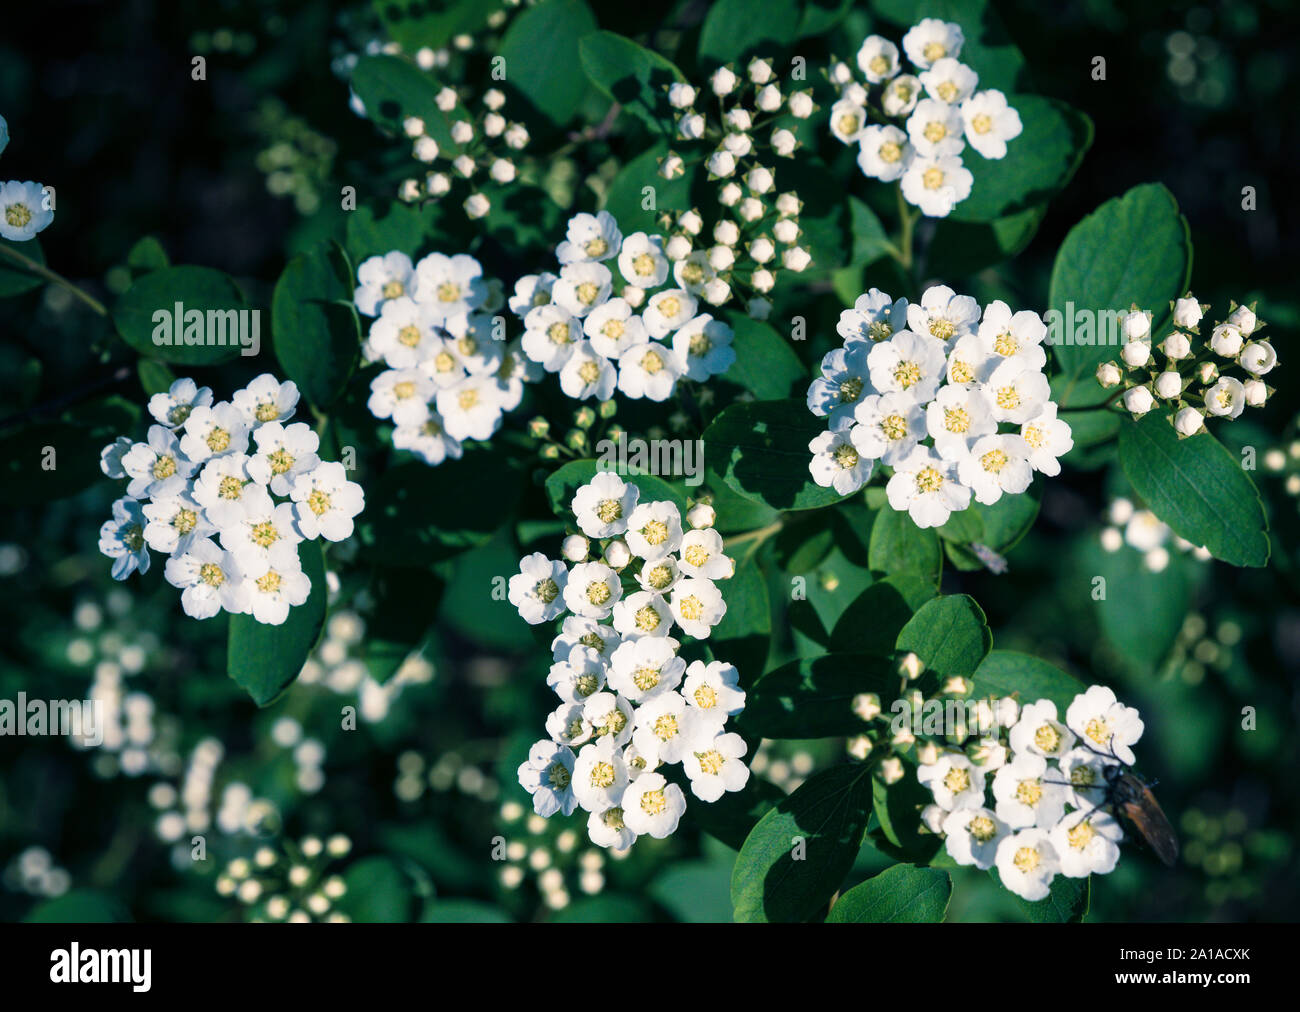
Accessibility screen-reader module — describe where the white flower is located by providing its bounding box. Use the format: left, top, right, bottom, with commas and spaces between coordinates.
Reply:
368, 369, 434, 426
1174, 406, 1204, 436
572, 737, 629, 813
1009, 699, 1076, 761
517, 740, 577, 817
612, 590, 672, 639
867, 330, 947, 402
559, 341, 618, 400
925, 384, 996, 461
857, 35, 901, 83
995, 828, 1059, 901
960, 90, 1022, 159
99, 498, 152, 580
191, 453, 257, 530
621, 773, 686, 838
556, 211, 622, 264
908, 285, 981, 346
1065, 685, 1144, 765
392, 414, 462, 466
563, 561, 622, 619
633, 692, 705, 764
809, 428, 874, 496
219, 485, 303, 567
920, 57, 978, 106
838, 288, 908, 344
1123, 385, 1154, 416
722, 131, 752, 158
522, 303, 580, 372
180, 402, 250, 464
852, 391, 926, 465
1051, 809, 1123, 878
977, 301, 1046, 370
1019, 403, 1074, 476
0, 180, 53, 241
608, 637, 685, 704
902, 18, 964, 69
437, 374, 505, 440
1204, 376, 1246, 419
247, 421, 320, 496
882, 74, 921, 117
241, 541, 311, 625
637, 555, 681, 595
992, 752, 1067, 829
682, 660, 745, 728
508, 553, 568, 624
672, 314, 735, 381
677, 527, 732, 581
162, 537, 250, 618
367, 296, 443, 369
1239, 340, 1277, 376
583, 691, 635, 746
142, 492, 214, 556
571, 473, 639, 541
669, 577, 727, 638
508, 272, 557, 317
579, 299, 642, 362
918, 751, 985, 811
942, 807, 1009, 869
148, 377, 214, 429
121, 424, 197, 499
1172, 296, 1204, 329
856, 125, 912, 182
667, 82, 696, 108
290, 461, 364, 542
957, 433, 1033, 505
901, 154, 973, 216
907, 98, 965, 158
984, 359, 1050, 424
673, 250, 715, 295
547, 644, 609, 702
1227, 304, 1257, 335
617, 342, 683, 401
1209, 323, 1243, 357
587, 806, 637, 850
1057, 747, 1111, 809
624, 501, 682, 560
683, 732, 750, 801
829, 99, 868, 144
414, 252, 487, 322
552, 261, 613, 318
885, 446, 971, 528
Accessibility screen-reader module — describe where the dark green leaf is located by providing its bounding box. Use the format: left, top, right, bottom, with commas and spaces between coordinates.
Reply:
113, 266, 249, 366
971, 649, 1085, 712
895, 594, 990, 679
721, 313, 807, 400
498, 0, 599, 125
579, 31, 684, 131
739, 653, 898, 738
272, 241, 360, 409
827, 864, 951, 922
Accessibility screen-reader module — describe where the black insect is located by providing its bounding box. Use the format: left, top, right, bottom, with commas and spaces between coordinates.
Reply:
1061, 741, 1179, 868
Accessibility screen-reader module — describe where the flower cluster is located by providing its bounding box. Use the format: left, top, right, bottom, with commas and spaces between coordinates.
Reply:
510, 474, 749, 847
0, 114, 55, 242
657, 58, 815, 317
354, 249, 539, 465
1097, 294, 1277, 437
98, 374, 364, 624
394, 86, 530, 220
917, 685, 1146, 901
508, 211, 737, 403
807, 284, 1073, 528
827, 19, 1022, 217
215, 833, 353, 922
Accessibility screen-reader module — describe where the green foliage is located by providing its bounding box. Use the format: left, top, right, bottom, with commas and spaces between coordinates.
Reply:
499, 0, 598, 126
272, 241, 360, 409
827, 863, 952, 922
113, 266, 249, 366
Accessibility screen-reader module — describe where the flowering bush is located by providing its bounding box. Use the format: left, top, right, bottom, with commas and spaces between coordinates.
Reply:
1, 0, 1295, 931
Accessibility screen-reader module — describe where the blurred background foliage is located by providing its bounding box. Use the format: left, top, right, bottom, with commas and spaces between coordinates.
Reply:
1, 0, 1297, 922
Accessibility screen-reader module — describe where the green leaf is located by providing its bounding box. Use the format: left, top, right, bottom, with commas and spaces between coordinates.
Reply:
498, 0, 599, 125
272, 241, 360, 409
709, 558, 772, 683
1048, 183, 1192, 408
872, 760, 941, 862
971, 650, 1085, 712
938, 485, 1041, 570
0, 237, 46, 297
364, 450, 526, 565
869, 506, 942, 586
113, 266, 250, 366
950, 97, 1092, 222
739, 653, 898, 738
704, 398, 847, 511
339, 856, 415, 922
345, 201, 434, 264
0, 397, 140, 506
731, 762, 874, 922
1090, 540, 1195, 673
351, 54, 461, 149
579, 31, 684, 131
698, 0, 802, 65
227, 541, 327, 706
126, 235, 170, 275
896, 594, 990, 679
992, 868, 1090, 922
721, 313, 807, 400
847, 196, 894, 266
927, 204, 1046, 278
603, 143, 691, 238
364, 565, 444, 683
421, 899, 513, 923
687, 775, 785, 851
137, 359, 176, 398
829, 574, 935, 655
543, 457, 688, 517
827, 864, 951, 922
373, 0, 502, 53
1118, 412, 1269, 567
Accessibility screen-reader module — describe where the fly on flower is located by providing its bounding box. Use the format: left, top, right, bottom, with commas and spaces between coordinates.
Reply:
1101, 763, 1179, 868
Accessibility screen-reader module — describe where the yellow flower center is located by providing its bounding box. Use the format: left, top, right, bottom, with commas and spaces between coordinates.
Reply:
603, 807, 626, 829
972, 113, 992, 135
642, 519, 669, 545
206, 427, 231, 453
968, 815, 997, 843
922, 166, 945, 190
869, 55, 890, 76
839, 376, 864, 402
590, 761, 616, 788
689, 333, 711, 357
880, 414, 908, 441
6, 203, 32, 227
576, 282, 599, 305
173, 508, 198, 534
937, 81, 958, 102
653, 714, 679, 741
307, 489, 331, 516
152, 455, 176, 480
641, 789, 667, 816
879, 141, 903, 163
256, 570, 281, 594
682, 262, 705, 285
398, 325, 422, 347
535, 577, 559, 604
833, 444, 860, 469
943, 767, 970, 794
683, 545, 709, 568
586, 580, 611, 606
646, 564, 673, 590
255, 401, 280, 423
994, 332, 1018, 357
547, 322, 571, 345
678, 595, 704, 622
578, 360, 601, 385
633, 253, 655, 277
996, 386, 1021, 410
575, 673, 600, 697
547, 762, 571, 790
1067, 820, 1095, 851
1034, 723, 1061, 752
603, 318, 625, 341
1023, 424, 1044, 449
633, 666, 661, 691
585, 237, 608, 258
123, 524, 145, 552
915, 466, 944, 493
1085, 717, 1111, 747
923, 41, 946, 62
923, 121, 947, 143
894, 361, 922, 389
694, 685, 718, 709
381, 280, 405, 299
434, 351, 456, 373
980, 449, 1008, 473
436, 282, 460, 303
393, 381, 417, 399
595, 499, 622, 524
250, 520, 279, 548
837, 113, 861, 136
950, 359, 974, 383
944, 407, 970, 433
1015, 779, 1043, 807
658, 296, 680, 318
199, 562, 225, 587
696, 750, 725, 775
268, 448, 295, 475
1013, 846, 1040, 874
634, 605, 661, 632
457, 388, 479, 411
218, 475, 244, 499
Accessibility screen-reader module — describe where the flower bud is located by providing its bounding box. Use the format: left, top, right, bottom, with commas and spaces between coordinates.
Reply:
771, 127, 797, 157
846, 734, 873, 760
1227, 303, 1257, 335
1172, 295, 1203, 329
1123, 386, 1155, 416
1210, 323, 1243, 357
1243, 378, 1267, 406
788, 90, 814, 118
719, 181, 742, 206
755, 83, 783, 112
748, 57, 774, 84
1196, 361, 1219, 384
1096, 361, 1122, 387
746, 165, 775, 194
706, 150, 736, 178
853, 692, 882, 721
1120, 339, 1150, 368
710, 66, 738, 95
685, 503, 716, 529
463, 192, 490, 219
751, 269, 775, 293
679, 209, 703, 235
738, 197, 763, 222
749, 237, 775, 263
1174, 406, 1204, 437
1153, 370, 1182, 399
773, 218, 800, 244
782, 246, 812, 272
747, 296, 772, 319
402, 116, 425, 138
1239, 340, 1276, 376
667, 82, 696, 109
1122, 309, 1151, 340
713, 220, 740, 245
561, 535, 589, 562
604, 539, 631, 570
1161, 330, 1191, 360
775, 192, 802, 217
899, 651, 924, 680
665, 235, 692, 261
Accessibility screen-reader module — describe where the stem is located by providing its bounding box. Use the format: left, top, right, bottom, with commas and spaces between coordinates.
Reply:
722, 519, 783, 550
0, 243, 108, 317
895, 184, 918, 274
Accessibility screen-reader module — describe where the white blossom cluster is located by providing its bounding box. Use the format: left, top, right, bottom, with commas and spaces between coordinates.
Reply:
394, 86, 530, 221
828, 19, 1022, 217
354, 249, 539, 465
0, 114, 55, 242
917, 685, 1145, 901
98, 374, 364, 625
511, 474, 750, 847
806, 284, 1074, 528
508, 210, 738, 402
215, 833, 353, 922
1100, 497, 1210, 570
658, 58, 815, 318
1097, 295, 1277, 438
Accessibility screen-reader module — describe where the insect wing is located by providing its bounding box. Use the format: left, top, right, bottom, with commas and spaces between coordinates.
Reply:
1116, 774, 1179, 868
